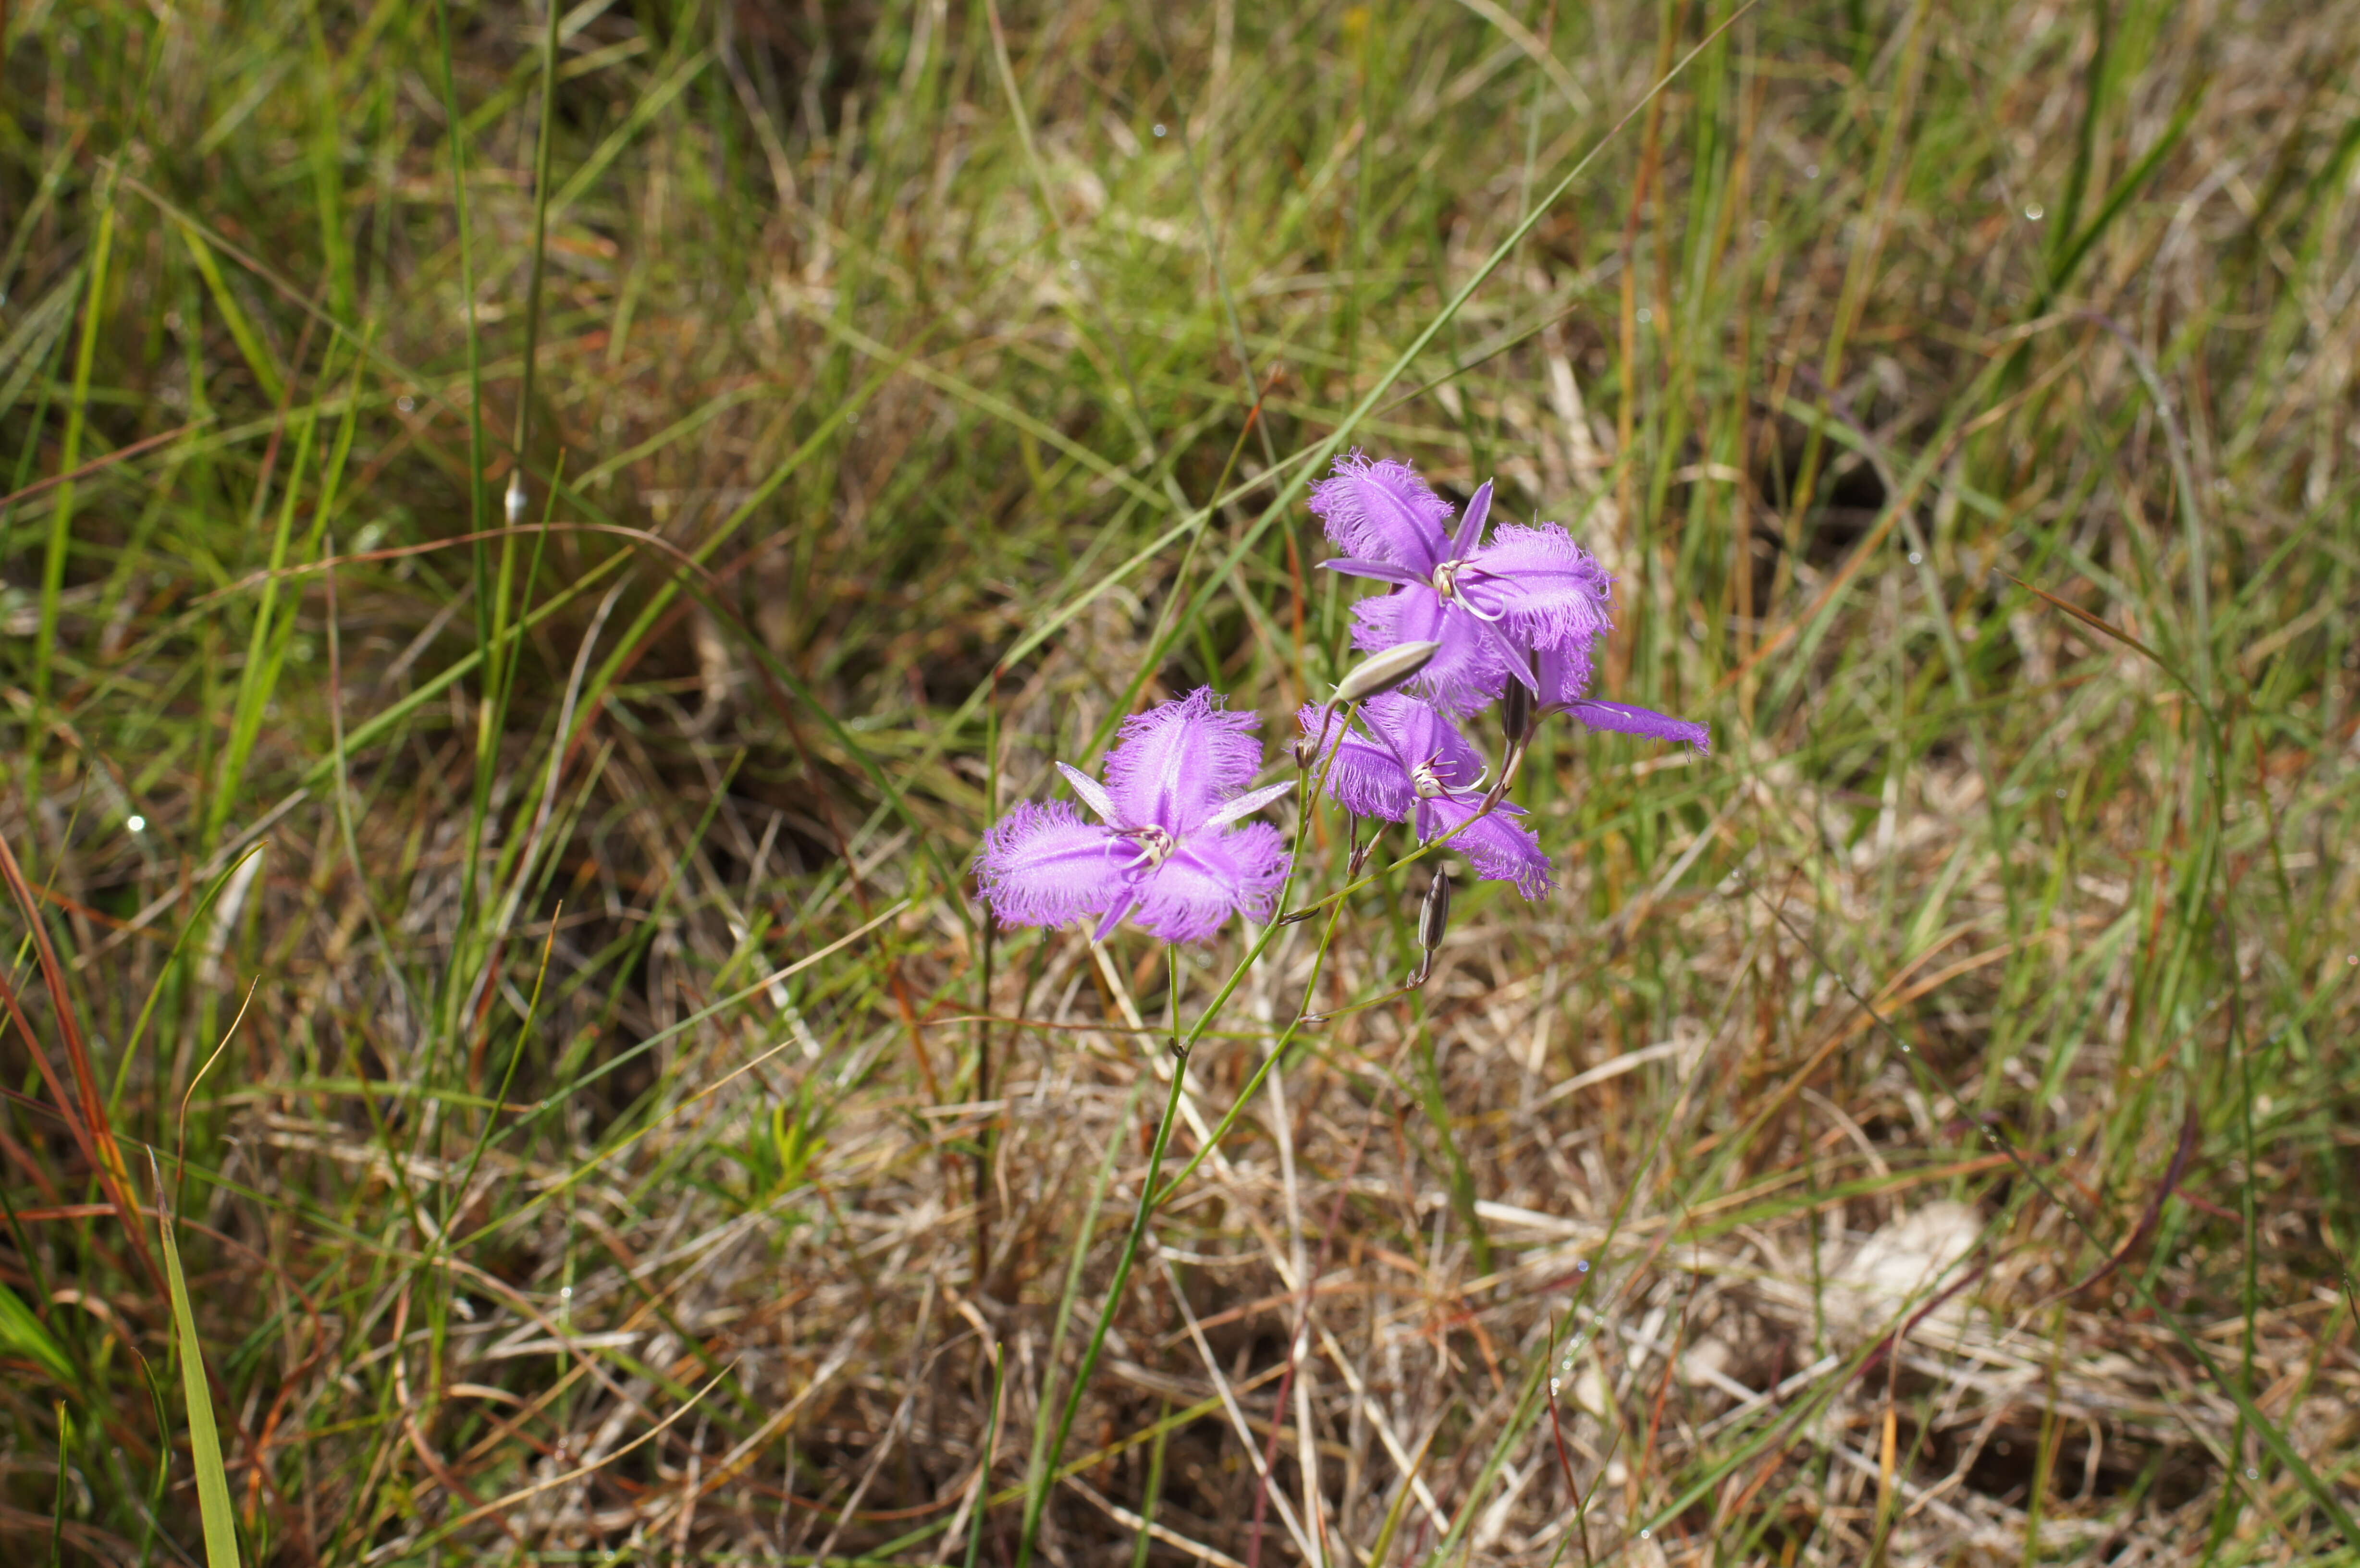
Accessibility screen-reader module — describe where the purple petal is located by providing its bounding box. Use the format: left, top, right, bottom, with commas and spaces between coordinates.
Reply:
1091, 886, 1143, 943
1535, 642, 1593, 710
1566, 699, 1711, 753
1130, 822, 1292, 942
974, 800, 1127, 930
1308, 452, 1453, 575
1450, 478, 1494, 556
1103, 687, 1266, 833
1350, 588, 1507, 716
1467, 524, 1615, 650
1055, 761, 1121, 824
1300, 703, 1414, 821
1316, 556, 1428, 588
1416, 796, 1555, 899
1469, 611, 1541, 692
1203, 779, 1293, 829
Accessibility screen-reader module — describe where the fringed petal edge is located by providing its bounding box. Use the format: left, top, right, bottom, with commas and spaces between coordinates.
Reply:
1308, 450, 1455, 573
972, 800, 1126, 930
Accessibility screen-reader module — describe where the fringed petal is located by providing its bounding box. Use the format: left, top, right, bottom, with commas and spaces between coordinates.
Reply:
1309, 451, 1454, 574
1566, 699, 1711, 753
1103, 686, 1266, 833
1300, 703, 1415, 822
973, 800, 1127, 930
1130, 823, 1292, 943
1469, 523, 1616, 649
1351, 589, 1506, 715
1535, 641, 1595, 710
1416, 796, 1555, 899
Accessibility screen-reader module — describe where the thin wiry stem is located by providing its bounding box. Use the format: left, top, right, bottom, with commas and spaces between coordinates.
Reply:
1017, 711, 1367, 1567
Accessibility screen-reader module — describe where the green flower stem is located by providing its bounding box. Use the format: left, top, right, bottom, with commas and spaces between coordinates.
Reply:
1012, 1014, 1194, 1567
1012, 697, 1526, 1567
1013, 708, 1397, 1567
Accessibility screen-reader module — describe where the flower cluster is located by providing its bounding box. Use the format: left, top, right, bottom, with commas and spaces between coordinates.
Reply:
970, 456, 1708, 941
1302, 453, 1708, 898
974, 688, 1293, 943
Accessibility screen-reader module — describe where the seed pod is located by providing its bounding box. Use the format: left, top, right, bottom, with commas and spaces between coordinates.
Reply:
1418, 864, 1453, 956
504, 470, 528, 527
1333, 639, 1443, 704
1291, 723, 1324, 771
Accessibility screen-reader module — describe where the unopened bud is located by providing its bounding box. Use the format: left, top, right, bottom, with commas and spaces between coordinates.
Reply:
1333, 639, 1442, 704
1348, 831, 1375, 879
1299, 1012, 1331, 1027
504, 469, 528, 527
1503, 672, 1534, 749
1417, 865, 1453, 955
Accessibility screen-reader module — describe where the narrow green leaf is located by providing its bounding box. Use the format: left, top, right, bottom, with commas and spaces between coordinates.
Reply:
172, 220, 285, 404
0, 1283, 75, 1386
155, 1175, 242, 1568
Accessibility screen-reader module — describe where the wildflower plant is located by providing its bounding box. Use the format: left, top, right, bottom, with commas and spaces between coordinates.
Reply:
980, 451, 1709, 1565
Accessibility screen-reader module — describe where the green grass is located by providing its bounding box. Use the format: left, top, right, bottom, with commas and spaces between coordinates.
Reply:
3, 0, 2358, 1565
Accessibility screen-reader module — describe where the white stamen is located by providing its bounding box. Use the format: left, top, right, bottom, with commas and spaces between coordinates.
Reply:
1118, 823, 1178, 873
1409, 757, 1483, 800
1429, 557, 1508, 620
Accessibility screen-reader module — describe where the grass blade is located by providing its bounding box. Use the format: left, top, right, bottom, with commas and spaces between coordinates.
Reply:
152, 1159, 242, 1568
1, 1283, 75, 1387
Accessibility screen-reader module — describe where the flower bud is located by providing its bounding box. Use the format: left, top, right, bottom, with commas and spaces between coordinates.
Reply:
1502, 671, 1534, 750
1333, 639, 1442, 704
504, 469, 528, 527
1417, 864, 1453, 955
1292, 724, 1324, 770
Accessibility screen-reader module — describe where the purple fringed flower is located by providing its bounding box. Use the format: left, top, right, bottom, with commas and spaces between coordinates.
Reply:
1299, 695, 1554, 898
1534, 644, 1712, 753
1312, 454, 1614, 715
974, 688, 1293, 943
